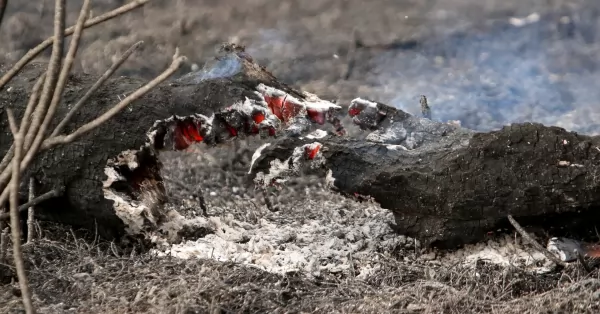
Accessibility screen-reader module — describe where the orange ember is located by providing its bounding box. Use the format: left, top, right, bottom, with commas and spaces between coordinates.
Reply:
173, 121, 204, 150
305, 144, 321, 160
252, 112, 266, 123
307, 108, 326, 125
263, 95, 304, 123
348, 107, 362, 117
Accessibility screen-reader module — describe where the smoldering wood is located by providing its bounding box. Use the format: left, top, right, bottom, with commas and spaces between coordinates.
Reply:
250, 99, 600, 248
0, 47, 324, 240
3, 46, 600, 249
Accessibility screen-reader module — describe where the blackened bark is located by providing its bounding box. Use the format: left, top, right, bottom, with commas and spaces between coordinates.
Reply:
251, 103, 600, 248
0, 49, 308, 240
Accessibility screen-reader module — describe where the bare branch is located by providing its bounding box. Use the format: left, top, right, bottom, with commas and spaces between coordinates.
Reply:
6, 108, 35, 314
507, 215, 567, 268
0, 0, 150, 91
51, 40, 144, 137
22, 0, 65, 152
42, 50, 187, 149
0, 0, 66, 206
0, 50, 187, 208
26, 178, 35, 243
0, 188, 62, 221
0, 74, 46, 175
25, 0, 89, 170
0, 227, 7, 262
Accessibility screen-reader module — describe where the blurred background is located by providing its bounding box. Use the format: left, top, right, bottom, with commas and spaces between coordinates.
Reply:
2, 0, 600, 134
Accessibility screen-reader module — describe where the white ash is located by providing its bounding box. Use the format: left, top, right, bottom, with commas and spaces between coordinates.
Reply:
351, 98, 379, 110
153, 197, 415, 276
254, 142, 326, 187
442, 235, 556, 274
248, 143, 271, 174
365, 122, 407, 144
304, 129, 328, 139
547, 237, 584, 262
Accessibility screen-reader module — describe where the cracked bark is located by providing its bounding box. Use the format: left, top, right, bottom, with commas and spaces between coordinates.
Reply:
0, 51, 314, 240
250, 102, 600, 248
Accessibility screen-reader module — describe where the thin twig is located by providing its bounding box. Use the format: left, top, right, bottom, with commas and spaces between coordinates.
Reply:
0, 0, 150, 91
26, 178, 35, 243
575, 249, 592, 273
51, 40, 144, 137
0, 227, 7, 262
507, 215, 567, 267
6, 109, 35, 314
42, 50, 187, 149
0, 50, 187, 208
23, 0, 65, 152
0, 0, 66, 202
26, 0, 89, 169
0, 74, 46, 176
0, 188, 61, 221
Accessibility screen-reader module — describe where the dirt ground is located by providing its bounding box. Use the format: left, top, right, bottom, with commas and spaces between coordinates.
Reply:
2, 0, 600, 313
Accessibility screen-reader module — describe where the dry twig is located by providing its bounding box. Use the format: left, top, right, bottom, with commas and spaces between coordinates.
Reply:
0, 74, 46, 175
0, 0, 150, 91
6, 108, 34, 314
26, 178, 35, 243
51, 40, 144, 137
507, 215, 567, 268
0, 189, 61, 221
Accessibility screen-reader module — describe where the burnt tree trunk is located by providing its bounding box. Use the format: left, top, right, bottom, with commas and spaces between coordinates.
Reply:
250, 100, 600, 248
3, 46, 600, 248
0, 46, 333, 240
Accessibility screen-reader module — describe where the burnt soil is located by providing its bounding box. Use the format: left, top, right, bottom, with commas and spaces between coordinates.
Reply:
2, 0, 600, 313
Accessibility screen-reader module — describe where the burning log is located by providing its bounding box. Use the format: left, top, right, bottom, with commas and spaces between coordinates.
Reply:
250, 97, 600, 248
0, 44, 343, 241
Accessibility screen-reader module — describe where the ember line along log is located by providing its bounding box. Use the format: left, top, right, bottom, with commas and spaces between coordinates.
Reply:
0, 44, 343, 240
250, 98, 600, 248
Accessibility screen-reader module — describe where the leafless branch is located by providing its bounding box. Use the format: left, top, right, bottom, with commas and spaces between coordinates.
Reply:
0, 188, 61, 221
23, 0, 89, 175
0, 0, 150, 91
42, 49, 187, 149
6, 108, 34, 314
507, 215, 567, 268
26, 178, 35, 243
51, 40, 144, 137
0, 227, 7, 262
0, 0, 66, 205
0, 49, 187, 208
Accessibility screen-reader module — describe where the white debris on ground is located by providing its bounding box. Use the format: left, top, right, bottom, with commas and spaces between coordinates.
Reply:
152, 198, 416, 277
443, 235, 556, 274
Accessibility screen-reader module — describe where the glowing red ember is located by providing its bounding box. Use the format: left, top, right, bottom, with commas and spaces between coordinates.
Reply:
304, 143, 322, 160
173, 121, 204, 150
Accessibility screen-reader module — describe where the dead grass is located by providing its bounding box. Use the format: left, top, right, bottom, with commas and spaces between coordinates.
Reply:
1, 219, 599, 313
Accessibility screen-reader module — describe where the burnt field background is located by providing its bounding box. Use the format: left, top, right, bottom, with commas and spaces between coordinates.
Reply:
2, 0, 600, 313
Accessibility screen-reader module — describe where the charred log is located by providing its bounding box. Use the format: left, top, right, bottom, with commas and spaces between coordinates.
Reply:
0, 45, 343, 241
250, 99, 600, 248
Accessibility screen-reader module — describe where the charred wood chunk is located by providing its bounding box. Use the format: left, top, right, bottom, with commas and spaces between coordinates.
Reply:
250, 100, 600, 248
0, 45, 343, 242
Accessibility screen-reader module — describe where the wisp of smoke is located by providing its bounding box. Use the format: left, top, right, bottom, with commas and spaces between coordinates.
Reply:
177, 53, 243, 84
376, 8, 600, 134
